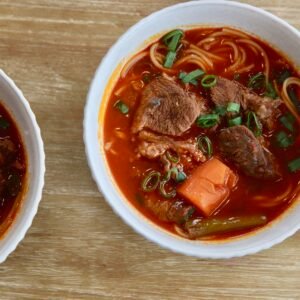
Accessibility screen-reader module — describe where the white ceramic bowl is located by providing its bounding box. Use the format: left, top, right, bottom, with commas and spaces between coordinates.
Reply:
84, 0, 300, 258
0, 70, 45, 263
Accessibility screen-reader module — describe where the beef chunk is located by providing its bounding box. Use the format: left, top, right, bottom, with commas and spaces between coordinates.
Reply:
137, 130, 205, 162
132, 77, 207, 136
0, 138, 17, 167
145, 196, 194, 224
219, 125, 280, 180
211, 77, 282, 130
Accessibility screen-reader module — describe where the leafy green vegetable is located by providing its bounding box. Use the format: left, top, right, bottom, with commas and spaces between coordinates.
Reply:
162, 29, 184, 51
246, 111, 262, 136
276, 131, 294, 148
280, 113, 295, 132
288, 158, 300, 172
179, 69, 205, 85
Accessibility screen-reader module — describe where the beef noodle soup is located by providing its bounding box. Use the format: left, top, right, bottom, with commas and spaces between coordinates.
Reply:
103, 27, 300, 240
0, 103, 26, 238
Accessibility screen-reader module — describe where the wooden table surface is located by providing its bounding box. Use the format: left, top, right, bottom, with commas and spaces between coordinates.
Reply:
0, 0, 299, 299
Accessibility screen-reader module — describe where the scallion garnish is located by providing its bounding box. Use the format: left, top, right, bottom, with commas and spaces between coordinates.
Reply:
114, 100, 129, 114
288, 157, 300, 172
141, 170, 161, 192
275, 131, 294, 148
280, 113, 295, 132
197, 136, 213, 158
201, 75, 217, 88
248, 72, 265, 89
227, 102, 240, 113
166, 150, 180, 163
264, 82, 277, 99
0, 118, 10, 129
159, 167, 178, 198
164, 51, 177, 68
179, 72, 197, 86
246, 111, 262, 136
228, 116, 242, 127
179, 69, 205, 85
214, 106, 226, 116
196, 114, 219, 128
288, 88, 300, 113
162, 29, 184, 51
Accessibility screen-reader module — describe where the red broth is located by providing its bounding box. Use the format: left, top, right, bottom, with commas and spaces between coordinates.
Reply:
0, 103, 26, 238
103, 27, 300, 239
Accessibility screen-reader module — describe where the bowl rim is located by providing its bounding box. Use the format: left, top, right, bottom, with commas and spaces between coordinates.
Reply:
0, 69, 45, 264
84, 0, 300, 258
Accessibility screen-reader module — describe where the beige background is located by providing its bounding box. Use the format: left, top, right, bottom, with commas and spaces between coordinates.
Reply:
0, 0, 299, 299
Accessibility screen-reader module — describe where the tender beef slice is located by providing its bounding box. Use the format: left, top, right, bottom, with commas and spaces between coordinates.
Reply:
137, 130, 206, 162
219, 125, 280, 180
0, 138, 17, 167
132, 77, 207, 136
211, 77, 282, 129
145, 196, 194, 224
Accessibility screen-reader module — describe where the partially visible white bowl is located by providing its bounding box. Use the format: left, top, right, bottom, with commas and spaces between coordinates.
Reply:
0, 70, 45, 263
84, 0, 300, 258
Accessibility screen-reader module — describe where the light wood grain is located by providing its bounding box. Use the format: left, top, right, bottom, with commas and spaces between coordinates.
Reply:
0, 0, 299, 299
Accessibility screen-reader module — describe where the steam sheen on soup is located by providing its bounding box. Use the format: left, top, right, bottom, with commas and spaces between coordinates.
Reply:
103, 27, 300, 240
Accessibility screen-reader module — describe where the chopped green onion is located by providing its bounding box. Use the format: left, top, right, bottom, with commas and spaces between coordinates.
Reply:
196, 114, 219, 128
0, 118, 10, 129
141, 170, 161, 192
228, 116, 242, 127
275, 131, 294, 148
176, 171, 187, 183
214, 106, 226, 116
233, 73, 240, 81
227, 102, 240, 113
166, 150, 180, 163
162, 29, 184, 51
277, 69, 291, 84
179, 72, 198, 86
246, 111, 262, 136
248, 72, 265, 89
280, 113, 295, 132
180, 69, 205, 85
164, 51, 176, 68
114, 100, 129, 114
288, 157, 300, 172
197, 136, 213, 158
201, 75, 217, 88
264, 82, 277, 99
159, 180, 176, 198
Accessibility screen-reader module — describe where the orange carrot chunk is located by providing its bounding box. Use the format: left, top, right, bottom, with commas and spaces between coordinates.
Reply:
178, 157, 238, 216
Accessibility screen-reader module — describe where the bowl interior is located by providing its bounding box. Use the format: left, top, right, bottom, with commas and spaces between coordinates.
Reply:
0, 70, 45, 263
85, 0, 300, 258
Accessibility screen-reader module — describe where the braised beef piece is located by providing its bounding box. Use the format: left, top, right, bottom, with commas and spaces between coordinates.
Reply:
219, 125, 280, 180
145, 196, 194, 224
211, 77, 282, 130
137, 130, 205, 162
132, 77, 207, 136
0, 138, 17, 167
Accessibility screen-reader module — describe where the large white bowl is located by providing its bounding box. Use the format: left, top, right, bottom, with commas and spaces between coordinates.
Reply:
0, 70, 45, 263
84, 0, 300, 258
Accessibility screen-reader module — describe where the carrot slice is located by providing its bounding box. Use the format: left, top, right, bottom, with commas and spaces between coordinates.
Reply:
178, 157, 238, 216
